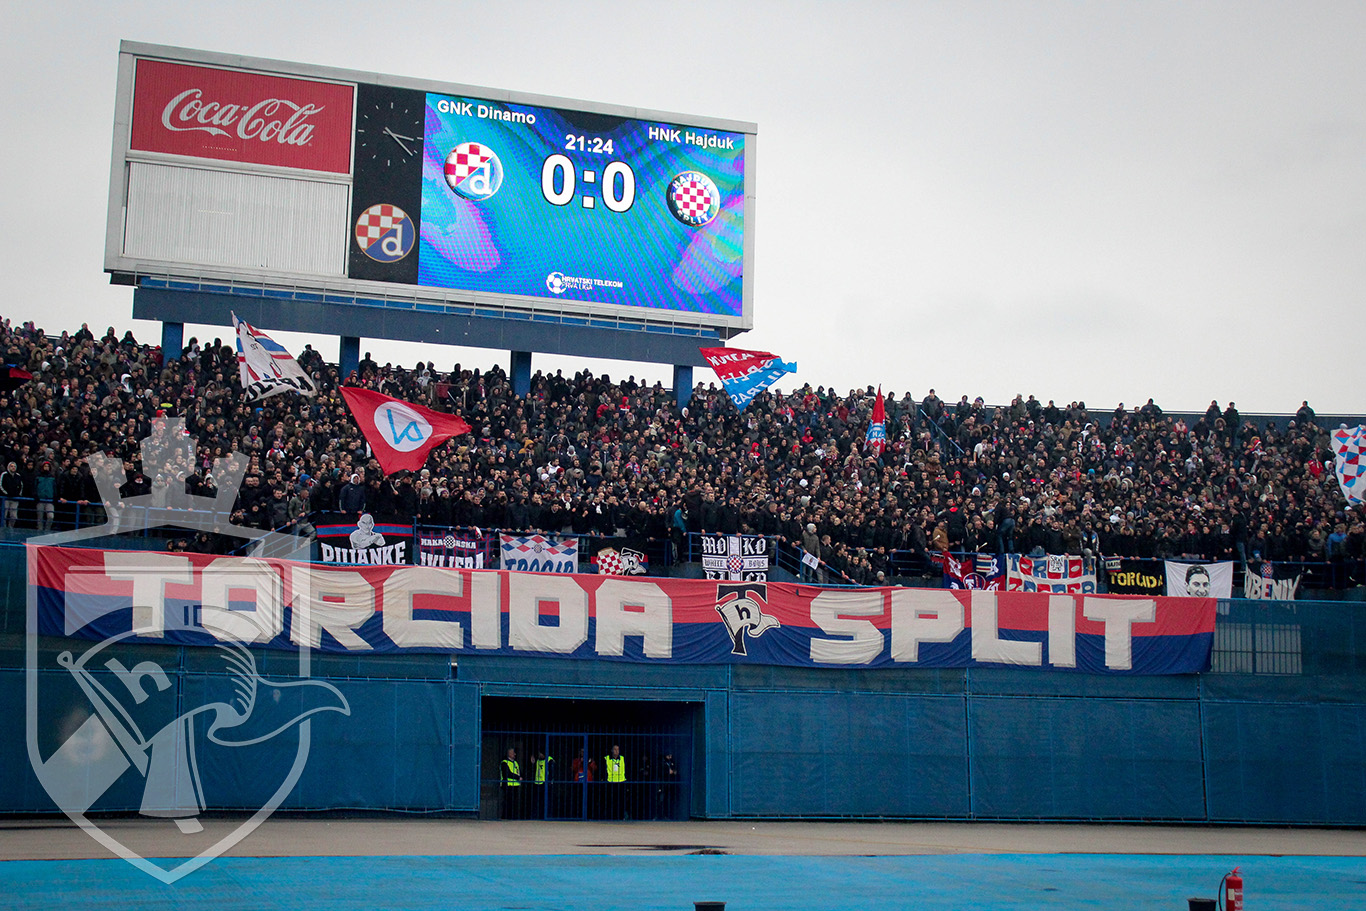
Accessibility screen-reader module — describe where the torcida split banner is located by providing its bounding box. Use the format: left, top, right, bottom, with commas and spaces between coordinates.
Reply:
31, 546, 1214, 675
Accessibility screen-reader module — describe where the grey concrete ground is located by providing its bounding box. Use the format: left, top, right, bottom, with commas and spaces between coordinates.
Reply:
1, 818, 1363, 861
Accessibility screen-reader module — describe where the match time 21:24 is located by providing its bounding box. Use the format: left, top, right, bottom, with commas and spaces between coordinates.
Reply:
565, 134, 614, 154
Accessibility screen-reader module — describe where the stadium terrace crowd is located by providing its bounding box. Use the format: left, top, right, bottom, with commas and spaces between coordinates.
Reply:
0, 316, 1362, 584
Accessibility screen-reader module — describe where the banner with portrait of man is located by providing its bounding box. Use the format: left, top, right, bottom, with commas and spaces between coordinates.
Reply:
1164, 561, 1233, 598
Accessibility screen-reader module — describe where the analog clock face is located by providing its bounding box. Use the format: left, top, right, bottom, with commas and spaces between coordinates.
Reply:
355, 99, 424, 170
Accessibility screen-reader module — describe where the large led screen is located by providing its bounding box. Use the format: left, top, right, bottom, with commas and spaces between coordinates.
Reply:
410, 93, 746, 319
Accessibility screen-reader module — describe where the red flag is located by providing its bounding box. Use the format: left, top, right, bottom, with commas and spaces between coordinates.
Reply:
865, 386, 887, 454
340, 387, 470, 475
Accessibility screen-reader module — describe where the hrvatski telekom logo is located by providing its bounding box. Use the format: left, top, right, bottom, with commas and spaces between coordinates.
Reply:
131, 58, 354, 174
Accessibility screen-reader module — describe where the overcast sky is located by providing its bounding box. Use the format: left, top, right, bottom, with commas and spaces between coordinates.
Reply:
3, 1, 1363, 414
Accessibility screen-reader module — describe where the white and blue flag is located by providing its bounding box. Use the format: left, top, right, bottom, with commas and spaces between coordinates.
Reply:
233, 313, 316, 402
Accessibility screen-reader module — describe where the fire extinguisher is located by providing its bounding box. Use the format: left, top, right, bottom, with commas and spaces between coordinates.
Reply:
1219, 867, 1243, 911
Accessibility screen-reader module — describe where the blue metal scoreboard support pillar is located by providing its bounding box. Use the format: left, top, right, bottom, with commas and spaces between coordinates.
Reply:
511, 351, 532, 398
161, 321, 184, 362
339, 336, 360, 381
673, 365, 693, 409
132, 289, 719, 396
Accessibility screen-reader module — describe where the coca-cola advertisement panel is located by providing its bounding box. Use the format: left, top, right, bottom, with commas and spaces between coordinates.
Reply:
130, 58, 354, 174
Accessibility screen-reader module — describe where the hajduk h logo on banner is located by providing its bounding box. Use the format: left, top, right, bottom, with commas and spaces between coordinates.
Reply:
340, 387, 470, 475
866, 386, 887, 454
1333, 425, 1366, 506
699, 346, 796, 411
232, 313, 317, 402
591, 540, 649, 576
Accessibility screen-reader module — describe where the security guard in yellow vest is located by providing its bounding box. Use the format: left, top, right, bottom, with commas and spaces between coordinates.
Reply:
531, 751, 553, 818
604, 744, 626, 819
500, 747, 522, 819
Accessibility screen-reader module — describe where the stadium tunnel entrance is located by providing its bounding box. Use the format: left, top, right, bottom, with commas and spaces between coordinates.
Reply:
479, 696, 698, 821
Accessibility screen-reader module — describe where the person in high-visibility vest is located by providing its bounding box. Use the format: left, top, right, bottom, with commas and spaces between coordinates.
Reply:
500, 747, 522, 819
531, 750, 553, 819
604, 744, 626, 819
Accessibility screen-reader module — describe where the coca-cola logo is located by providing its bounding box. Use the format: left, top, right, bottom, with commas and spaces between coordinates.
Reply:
130, 59, 353, 173
160, 88, 323, 147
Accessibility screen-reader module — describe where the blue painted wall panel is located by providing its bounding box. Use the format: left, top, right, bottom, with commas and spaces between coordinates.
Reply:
0, 670, 60, 813
180, 676, 451, 811
1204, 701, 1366, 824
450, 682, 481, 811
730, 692, 968, 817
705, 690, 728, 818
969, 666, 1199, 700
969, 697, 1206, 820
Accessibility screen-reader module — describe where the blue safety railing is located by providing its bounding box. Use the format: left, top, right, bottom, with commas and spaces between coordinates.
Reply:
2, 496, 1359, 595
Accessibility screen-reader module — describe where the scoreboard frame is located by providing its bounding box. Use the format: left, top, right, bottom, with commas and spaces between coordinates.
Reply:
104, 42, 758, 362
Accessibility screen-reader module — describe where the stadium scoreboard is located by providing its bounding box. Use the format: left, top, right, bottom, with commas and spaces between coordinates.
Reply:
105, 42, 756, 339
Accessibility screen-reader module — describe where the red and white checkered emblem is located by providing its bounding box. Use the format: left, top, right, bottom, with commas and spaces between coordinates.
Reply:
442, 141, 503, 201
444, 142, 491, 187
353, 203, 413, 262
596, 549, 623, 576
728, 555, 744, 575
354, 204, 406, 251
673, 179, 711, 217
667, 170, 721, 227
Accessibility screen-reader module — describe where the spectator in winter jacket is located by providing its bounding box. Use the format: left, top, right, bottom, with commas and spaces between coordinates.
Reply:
0, 461, 23, 528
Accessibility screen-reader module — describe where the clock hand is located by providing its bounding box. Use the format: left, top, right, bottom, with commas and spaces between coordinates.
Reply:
382, 127, 416, 157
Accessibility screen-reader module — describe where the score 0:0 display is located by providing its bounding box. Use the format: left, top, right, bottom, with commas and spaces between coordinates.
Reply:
540, 154, 636, 212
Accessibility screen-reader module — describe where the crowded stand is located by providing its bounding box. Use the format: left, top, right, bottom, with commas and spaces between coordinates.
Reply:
0, 316, 1361, 588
